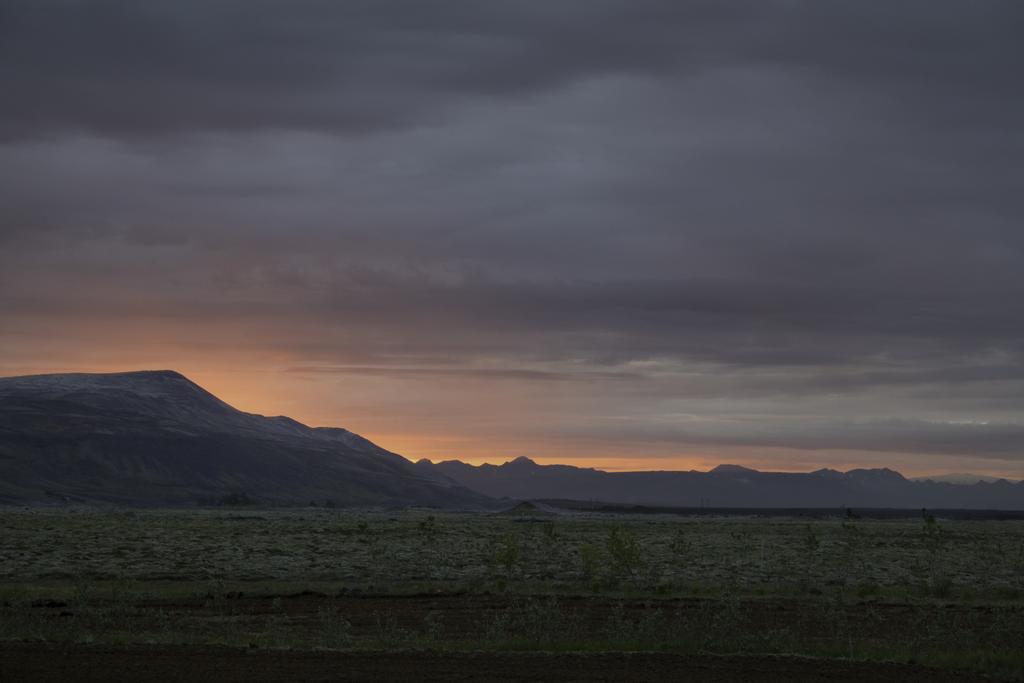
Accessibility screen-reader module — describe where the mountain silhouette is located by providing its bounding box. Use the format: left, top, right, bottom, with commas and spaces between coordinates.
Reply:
2, 370, 1020, 510
424, 457, 1024, 510
0, 370, 487, 507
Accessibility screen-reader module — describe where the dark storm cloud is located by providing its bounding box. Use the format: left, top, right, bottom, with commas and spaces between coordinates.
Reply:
0, 0, 708, 138
1, 1, 1023, 467
2, 1, 1022, 139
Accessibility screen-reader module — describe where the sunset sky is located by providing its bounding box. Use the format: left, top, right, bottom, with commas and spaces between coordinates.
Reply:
2, 1, 1023, 477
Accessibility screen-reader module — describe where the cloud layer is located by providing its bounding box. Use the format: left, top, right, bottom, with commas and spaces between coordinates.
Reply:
2, 1, 1023, 473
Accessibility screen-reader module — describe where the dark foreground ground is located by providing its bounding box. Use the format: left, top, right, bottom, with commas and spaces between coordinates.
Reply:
3, 508, 1022, 680
0, 642, 989, 683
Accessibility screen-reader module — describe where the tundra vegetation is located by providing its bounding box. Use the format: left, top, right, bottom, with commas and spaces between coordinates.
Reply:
1, 507, 1022, 679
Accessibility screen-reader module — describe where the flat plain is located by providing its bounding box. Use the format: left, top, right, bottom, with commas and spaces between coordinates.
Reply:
1, 507, 1022, 681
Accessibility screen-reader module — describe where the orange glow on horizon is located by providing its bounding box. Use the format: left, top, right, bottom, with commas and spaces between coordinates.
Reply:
2, 361, 1021, 481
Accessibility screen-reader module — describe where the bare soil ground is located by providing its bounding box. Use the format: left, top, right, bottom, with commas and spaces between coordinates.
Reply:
0, 642, 989, 682
15, 590, 1021, 647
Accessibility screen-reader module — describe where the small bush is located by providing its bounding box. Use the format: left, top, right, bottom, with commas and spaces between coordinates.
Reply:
607, 526, 644, 583
493, 532, 523, 580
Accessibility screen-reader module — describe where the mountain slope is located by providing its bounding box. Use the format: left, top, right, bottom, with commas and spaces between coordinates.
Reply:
0, 370, 489, 507
423, 457, 1024, 510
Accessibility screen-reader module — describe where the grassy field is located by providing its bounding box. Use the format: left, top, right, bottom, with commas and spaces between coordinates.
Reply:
1, 507, 1023, 680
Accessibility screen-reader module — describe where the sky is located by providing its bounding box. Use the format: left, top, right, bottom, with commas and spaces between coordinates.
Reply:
2, 1, 1023, 477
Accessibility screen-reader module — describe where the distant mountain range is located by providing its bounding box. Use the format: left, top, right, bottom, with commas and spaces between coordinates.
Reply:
1, 370, 1021, 510
910, 473, 1019, 485
423, 457, 1024, 510
0, 370, 486, 507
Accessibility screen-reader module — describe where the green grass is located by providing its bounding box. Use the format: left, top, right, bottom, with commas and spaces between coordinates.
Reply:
1, 507, 1023, 679
3, 507, 1022, 594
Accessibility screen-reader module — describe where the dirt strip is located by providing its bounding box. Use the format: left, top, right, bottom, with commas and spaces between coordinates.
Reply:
0, 642, 989, 682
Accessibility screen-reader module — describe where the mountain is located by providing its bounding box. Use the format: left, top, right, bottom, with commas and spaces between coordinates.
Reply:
911, 473, 1019, 485
423, 457, 1024, 510
0, 370, 489, 508
4, 370, 1020, 510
